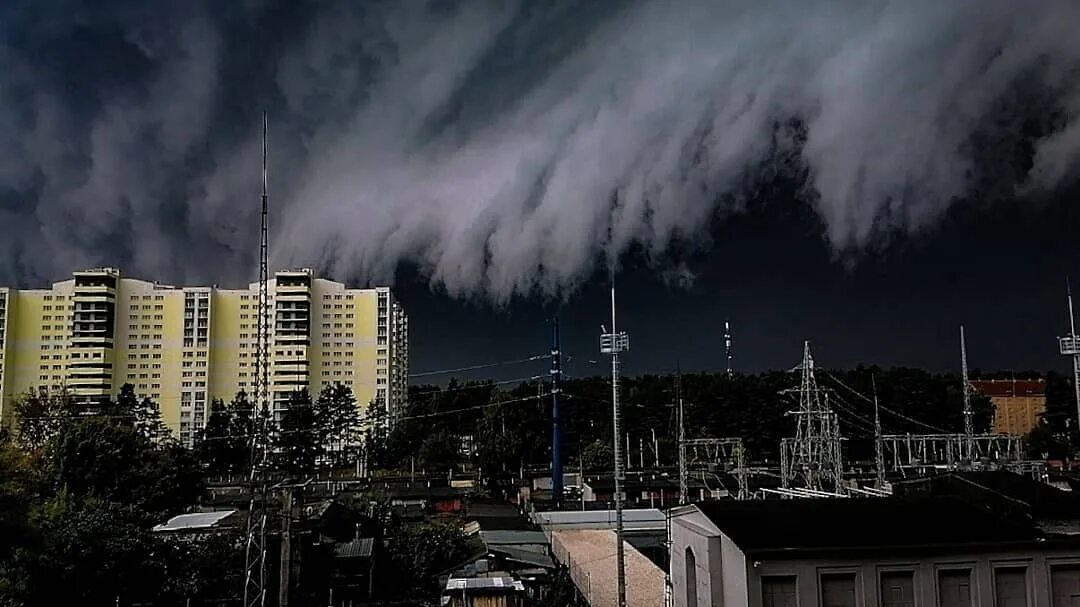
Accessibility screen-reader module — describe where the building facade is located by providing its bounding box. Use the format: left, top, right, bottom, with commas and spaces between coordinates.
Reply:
670, 472, 1080, 607
971, 379, 1047, 436
0, 268, 408, 446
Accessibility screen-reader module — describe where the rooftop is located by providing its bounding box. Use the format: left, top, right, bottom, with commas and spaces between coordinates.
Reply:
444, 576, 525, 593
531, 508, 666, 531
894, 470, 1080, 524
970, 378, 1047, 397
692, 496, 1039, 555
152, 510, 237, 533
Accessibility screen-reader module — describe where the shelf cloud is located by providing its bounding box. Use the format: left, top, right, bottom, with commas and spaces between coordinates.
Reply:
2, 0, 1079, 299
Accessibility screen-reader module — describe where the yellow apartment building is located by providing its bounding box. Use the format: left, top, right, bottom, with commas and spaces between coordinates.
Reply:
0, 268, 408, 447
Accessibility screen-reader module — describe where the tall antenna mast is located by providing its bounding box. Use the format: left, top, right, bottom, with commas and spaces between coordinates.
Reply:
677, 368, 687, 505
724, 319, 733, 376
960, 325, 973, 462
243, 112, 271, 607
1059, 278, 1080, 436
872, 375, 884, 490
600, 271, 629, 607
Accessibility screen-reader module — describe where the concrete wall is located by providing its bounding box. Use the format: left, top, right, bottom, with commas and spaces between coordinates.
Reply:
672, 507, 1080, 607
744, 548, 1080, 607
672, 511, 750, 607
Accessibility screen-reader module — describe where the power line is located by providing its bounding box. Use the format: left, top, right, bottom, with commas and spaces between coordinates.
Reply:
408, 355, 546, 378
821, 369, 950, 434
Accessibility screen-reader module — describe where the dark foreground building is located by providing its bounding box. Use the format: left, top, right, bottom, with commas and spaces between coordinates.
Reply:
670, 472, 1080, 607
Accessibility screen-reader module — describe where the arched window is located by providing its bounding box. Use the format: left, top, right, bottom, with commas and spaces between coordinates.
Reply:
685, 546, 698, 607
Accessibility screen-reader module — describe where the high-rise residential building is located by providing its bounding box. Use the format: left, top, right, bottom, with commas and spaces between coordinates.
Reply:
0, 268, 409, 447
970, 378, 1047, 437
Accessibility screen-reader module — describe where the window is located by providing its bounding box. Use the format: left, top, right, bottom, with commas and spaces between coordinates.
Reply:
994, 567, 1028, 607
880, 571, 914, 607
685, 548, 698, 607
1051, 565, 1080, 607
761, 576, 796, 607
938, 569, 972, 607
820, 572, 856, 607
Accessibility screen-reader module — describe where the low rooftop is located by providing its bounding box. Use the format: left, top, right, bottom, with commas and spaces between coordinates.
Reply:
692, 496, 1042, 556
153, 510, 238, 533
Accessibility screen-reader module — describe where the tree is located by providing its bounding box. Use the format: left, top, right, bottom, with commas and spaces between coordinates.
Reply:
417, 429, 462, 472
11, 390, 76, 452
20, 493, 165, 605
315, 383, 361, 467
384, 520, 471, 598
48, 412, 202, 516
275, 390, 319, 477
580, 439, 614, 471
195, 392, 255, 475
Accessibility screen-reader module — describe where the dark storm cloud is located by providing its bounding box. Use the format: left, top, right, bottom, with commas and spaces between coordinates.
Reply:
2, 0, 1080, 297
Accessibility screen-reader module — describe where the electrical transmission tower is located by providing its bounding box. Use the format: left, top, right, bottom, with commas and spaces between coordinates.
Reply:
780, 341, 844, 494
600, 279, 629, 607
243, 112, 272, 607
1059, 280, 1080, 435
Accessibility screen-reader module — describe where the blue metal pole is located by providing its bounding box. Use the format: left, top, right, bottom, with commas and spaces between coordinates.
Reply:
551, 317, 563, 505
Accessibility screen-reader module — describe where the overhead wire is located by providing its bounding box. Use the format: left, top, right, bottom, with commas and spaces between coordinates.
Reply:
408, 354, 546, 378
821, 369, 951, 434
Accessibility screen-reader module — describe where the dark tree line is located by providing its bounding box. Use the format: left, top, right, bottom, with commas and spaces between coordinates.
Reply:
195, 383, 363, 478
1, 385, 223, 606
371, 367, 1004, 475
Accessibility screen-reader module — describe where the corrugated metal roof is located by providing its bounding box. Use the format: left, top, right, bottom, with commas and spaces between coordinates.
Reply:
333, 538, 374, 558
445, 577, 525, 592
153, 510, 236, 532
489, 546, 555, 569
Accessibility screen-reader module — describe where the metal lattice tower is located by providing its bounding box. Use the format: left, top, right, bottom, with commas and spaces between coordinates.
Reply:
872, 375, 885, 490
1060, 280, 1080, 435
780, 341, 843, 493
243, 112, 272, 607
960, 325, 974, 463
676, 372, 687, 505
600, 279, 629, 607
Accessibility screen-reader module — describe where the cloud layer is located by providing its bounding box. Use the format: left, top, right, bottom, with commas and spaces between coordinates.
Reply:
2, 0, 1080, 299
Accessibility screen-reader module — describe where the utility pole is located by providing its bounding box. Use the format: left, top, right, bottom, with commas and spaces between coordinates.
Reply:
1059, 279, 1080, 437
676, 372, 688, 505
551, 317, 563, 506
279, 486, 294, 607
243, 112, 272, 607
651, 428, 660, 468
873, 375, 884, 490
960, 325, 974, 464
600, 276, 629, 607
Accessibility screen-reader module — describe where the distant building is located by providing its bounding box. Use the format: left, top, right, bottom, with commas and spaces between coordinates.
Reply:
0, 267, 408, 446
670, 471, 1080, 607
971, 378, 1047, 436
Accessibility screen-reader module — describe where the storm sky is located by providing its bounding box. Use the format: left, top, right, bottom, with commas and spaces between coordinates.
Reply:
2, 0, 1080, 373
